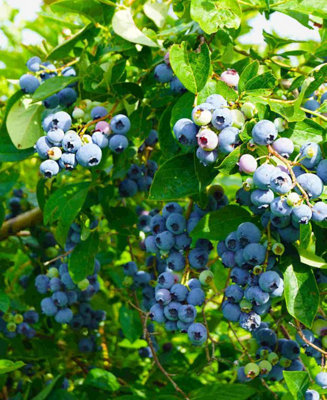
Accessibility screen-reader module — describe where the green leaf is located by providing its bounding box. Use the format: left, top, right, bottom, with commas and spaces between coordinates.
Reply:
112, 82, 143, 99
32, 76, 78, 102
84, 368, 120, 392
112, 9, 158, 48
267, 100, 305, 123
216, 146, 241, 174
0, 291, 10, 313
190, 205, 252, 241
159, 105, 179, 157
69, 231, 99, 283
283, 371, 310, 400
47, 24, 96, 60
299, 224, 311, 250
170, 92, 195, 129
284, 263, 319, 327
298, 248, 327, 269
149, 153, 199, 200
31, 375, 62, 400
170, 42, 211, 94
190, 383, 256, 400
119, 305, 142, 342
284, 119, 325, 144
0, 169, 19, 196
190, 0, 241, 35
198, 79, 238, 103
238, 61, 259, 93
0, 360, 25, 375
245, 72, 276, 90
143, 1, 168, 28
51, 0, 107, 23
103, 207, 137, 231
43, 182, 90, 246
274, 0, 327, 19
6, 98, 43, 149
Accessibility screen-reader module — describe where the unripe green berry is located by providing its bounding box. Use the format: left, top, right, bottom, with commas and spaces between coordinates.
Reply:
274, 117, 287, 133
82, 134, 92, 145
279, 357, 292, 368
72, 107, 85, 119
259, 360, 272, 374
199, 270, 214, 285
47, 267, 59, 278
322, 336, 327, 348
259, 348, 270, 359
123, 276, 134, 287
312, 319, 327, 336
240, 299, 252, 312
7, 322, 16, 332
48, 147, 62, 161
253, 265, 263, 275
45, 247, 58, 259
77, 279, 89, 291
14, 314, 24, 324
287, 192, 301, 207
272, 242, 285, 256
3, 313, 12, 322
244, 362, 260, 378
193, 109, 212, 126
241, 102, 257, 119
267, 352, 279, 365
247, 338, 259, 353
243, 178, 254, 191
231, 109, 245, 129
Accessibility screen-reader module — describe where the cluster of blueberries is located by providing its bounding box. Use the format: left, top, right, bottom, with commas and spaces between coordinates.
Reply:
119, 160, 158, 197
5, 189, 26, 220
0, 310, 39, 339
19, 56, 77, 107
237, 320, 327, 398
172, 91, 248, 166
35, 107, 131, 178
302, 87, 327, 118
238, 323, 304, 382
236, 120, 327, 239
154, 53, 186, 94
218, 222, 284, 331
35, 257, 105, 352
64, 220, 98, 252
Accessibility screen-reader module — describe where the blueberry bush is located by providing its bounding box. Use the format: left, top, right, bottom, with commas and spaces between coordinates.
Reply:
1, 0, 327, 399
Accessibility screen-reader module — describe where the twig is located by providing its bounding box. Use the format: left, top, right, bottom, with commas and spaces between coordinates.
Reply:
44, 249, 74, 266
292, 320, 327, 356
0, 207, 43, 241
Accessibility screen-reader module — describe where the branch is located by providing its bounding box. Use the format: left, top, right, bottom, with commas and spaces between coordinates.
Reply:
292, 320, 327, 356
0, 207, 43, 241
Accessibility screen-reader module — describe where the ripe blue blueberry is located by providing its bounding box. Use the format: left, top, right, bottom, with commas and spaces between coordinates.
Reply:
225, 231, 240, 252
26, 56, 41, 72
119, 179, 138, 197
221, 251, 236, 268
292, 204, 312, 224
236, 222, 261, 247
225, 285, 244, 303
196, 147, 218, 166
173, 118, 198, 147
303, 99, 320, 117
19, 74, 40, 94
252, 120, 277, 145
51, 291, 68, 307
187, 278, 201, 290
312, 202, 327, 222
188, 248, 208, 269
253, 164, 276, 189
270, 214, 291, 229
218, 127, 240, 153
251, 189, 274, 208
243, 243, 266, 265
300, 142, 322, 169
166, 213, 186, 234
123, 261, 138, 276
255, 328, 277, 348
155, 231, 175, 251
154, 63, 173, 83
272, 138, 294, 158
259, 271, 281, 293
51, 111, 72, 132
92, 131, 109, 148
166, 252, 185, 271
41, 297, 58, 316
177, 320, 192, 333
270, 197, 292, 216
149, 303, 165, 323
296, 173, 323, 199
187, 288, 205, 306
206, 94, 227, 109
110, 114, 131, 135
40, 160, 59, 178
109, 134, 128, 153
231, 267, 249, 286
317, 159, 327, 184
278, 225, 300, 243
187, 322, 207, 345
157, 272, 175, 289
164, 301, 181, 321
43, 94, 59, 109
58, 88, 77, 107
170, 76, 186, 94
270, 170, 292, 194
47, 128, 65, 146
35, 136, 52, 159
55, 308, 73, 324
280, 340, 300, 360
155, 288, 171, 306
145, 130, 158, 147
91, 106, 107, 120
222, 301, 241, 321
239, 311, 261, 332
178, 304, 197, 324
305, 390, 320, 400
145, 235, 158, 253
76, 143, 102, 167
59, 153, 77, 170
211, 108, 233, 130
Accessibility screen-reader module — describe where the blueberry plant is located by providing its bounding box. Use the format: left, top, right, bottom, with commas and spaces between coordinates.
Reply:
1, 0, 327, 399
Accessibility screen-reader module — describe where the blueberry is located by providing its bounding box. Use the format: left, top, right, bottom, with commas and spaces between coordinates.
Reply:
239, 311, 261, 331
149, 303, 165, 323
278, 225, 300, 243
221, 251, 236, 268
206, 94, 227, 109
187, 278, 201, 290
177, 304, 196, 324
155, 231, 175, 251
300, 142, 322, 169
123, 261, 137, 276
252, 120, 277, 145
312, 202, 327, 222
237, 367, 251, 383
238, 154, 257, 174
91, 106, 107, 120
157, 272, 175, 289
253, 164, 276, 189
41, 297, 58, 316
145, 235, 158, 253
225, 231, 240, 252
243, 243, 266, 265
280, 339, 300, 360
254, 328, 277, 348
259, 271, 281, 293
166, 213, 186, 234
76, 143, 102, 167
134, 271, 151, 287
196, 147, 218, 166
296, 173, 323, 199
169, 284, 187, 302
236, 222, 261, 247
154, 63, 173, 83
58, 88, 77, 107
162, 202, 183, 218
35, 136, 52, 159
192, 104, 213, 126
170, 76, 186, 94
253, 301, 271, 315
23, 310, 39, 324
270, 214, 291, 229
39, 62, 57, 80
272, 138, 294, 158
119, 179, 138, 197
163, 301, 180, 321
188, 248, 208, 269
251, 189, 274, 208
267, 364, 284, 382
305, 390, 320, 400
26, 56, 41, 72
40, 160, 59, 178
317, 159, 327, 184
187, 216, 201, 233
187, 288, 205, 306
165, 320, 177, 331
59, 153, 77, 170
197, 128, 219, 150
222, 301, 241, 321
166, 252, 185, 271
270, 197, 292, 216
173, 118, 198, 147
315, 372, 327, 389
43, 94, 59, 109
246, 286, 270, 305
225, 284, 244, 303
211, 108, 233, 130
187, 322, 207, 345
270, 170, 292, 194
19, 74, 40, 94
145, 129, 158, 146
231, 267, 249, 286
109, 134, 128, 153
61, 272, 75, 290
218, 127, 240, 153
110, 114, 131, 135
303, 99, 320, 117
52, 291, 68, 307
236, 188, 252, 205
177, 320, 192, 333
35, 275, 49, 294
292, 204, 312, 224
78, 337, 94, 352
92, 131, 109, 148
47, 128, 65, 146
51, 111, 72, 132
295, 329, 314, 347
